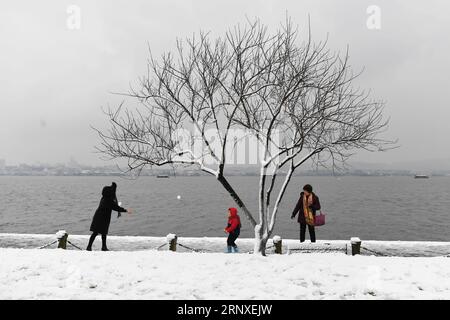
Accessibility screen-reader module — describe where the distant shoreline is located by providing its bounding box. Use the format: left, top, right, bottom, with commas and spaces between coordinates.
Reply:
1, 173, 449, 177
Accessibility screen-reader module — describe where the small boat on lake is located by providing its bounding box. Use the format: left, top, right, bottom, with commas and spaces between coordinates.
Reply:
414, 174, 429, 179
156, 175, 169, 178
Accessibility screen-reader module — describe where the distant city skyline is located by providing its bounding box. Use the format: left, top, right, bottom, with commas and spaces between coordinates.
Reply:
1, 156, 450, 173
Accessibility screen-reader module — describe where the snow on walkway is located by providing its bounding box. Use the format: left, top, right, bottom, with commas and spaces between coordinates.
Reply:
2, 233, 450, 256
1, 248, 450, 299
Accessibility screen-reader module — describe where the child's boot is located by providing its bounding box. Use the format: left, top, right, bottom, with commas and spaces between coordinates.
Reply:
232, 246, 239, 253
226, 246, 232, 253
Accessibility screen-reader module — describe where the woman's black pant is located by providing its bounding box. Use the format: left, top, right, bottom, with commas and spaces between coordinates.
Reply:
227, 230, 240, 247
300, 223, 316, 242
87, 232, 107, 249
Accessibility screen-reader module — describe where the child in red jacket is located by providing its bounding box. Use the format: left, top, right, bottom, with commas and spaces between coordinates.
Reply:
224, 207, 241, 253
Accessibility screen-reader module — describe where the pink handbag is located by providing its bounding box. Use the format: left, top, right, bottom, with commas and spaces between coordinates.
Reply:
314, 211, 325, 226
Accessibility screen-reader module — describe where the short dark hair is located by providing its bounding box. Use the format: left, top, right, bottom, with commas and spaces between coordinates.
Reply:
303, 184, 313, 193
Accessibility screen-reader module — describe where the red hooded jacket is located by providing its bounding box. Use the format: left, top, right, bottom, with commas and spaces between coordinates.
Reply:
225, 207, 241, 233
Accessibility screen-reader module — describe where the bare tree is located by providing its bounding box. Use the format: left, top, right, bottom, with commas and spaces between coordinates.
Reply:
95, 18, 392, 255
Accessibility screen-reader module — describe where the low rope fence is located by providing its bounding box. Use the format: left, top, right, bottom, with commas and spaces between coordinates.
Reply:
178, 243, 214, 253
360, 246, 392, 257
153, 243, 168, 250
67, 240, 84, 251
287, 244, 348, 255
30, 232, 354, 255
22, 232, 447, 257
161, 234, 282, 254
36, 240, 58, 250
34, 231, 85, 250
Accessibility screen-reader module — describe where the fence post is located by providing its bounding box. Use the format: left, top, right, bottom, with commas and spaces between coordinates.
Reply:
273, 236, 282, 254
167, 233, 177, 252
56, 230, 68, 249
351, 237, 361, 256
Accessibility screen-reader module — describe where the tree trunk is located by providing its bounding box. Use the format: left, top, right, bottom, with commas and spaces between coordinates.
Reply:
253, 225, 269, 256
217, 174, 257, 226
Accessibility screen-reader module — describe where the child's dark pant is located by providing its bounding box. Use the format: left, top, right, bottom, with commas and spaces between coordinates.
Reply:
227, 229, 240, 247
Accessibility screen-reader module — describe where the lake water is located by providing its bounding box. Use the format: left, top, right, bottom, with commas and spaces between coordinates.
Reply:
0, 176, 449, 241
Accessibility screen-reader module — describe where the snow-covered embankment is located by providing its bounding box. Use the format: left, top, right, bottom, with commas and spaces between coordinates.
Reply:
2, 233, 450, 299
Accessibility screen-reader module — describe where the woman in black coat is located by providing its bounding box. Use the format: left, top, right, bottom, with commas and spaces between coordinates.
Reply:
86, 183, 130, 251
291, 184, 321, 243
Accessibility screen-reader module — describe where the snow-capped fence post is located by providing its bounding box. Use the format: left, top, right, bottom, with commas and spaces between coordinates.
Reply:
56, 230, 68, 249
273, 236, 282, 254
167, 233, 177, 252
351, 237, 361, 256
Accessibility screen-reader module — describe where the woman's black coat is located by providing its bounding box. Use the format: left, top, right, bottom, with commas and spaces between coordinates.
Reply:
90, 186, 126, 235
291, 192, 321, 224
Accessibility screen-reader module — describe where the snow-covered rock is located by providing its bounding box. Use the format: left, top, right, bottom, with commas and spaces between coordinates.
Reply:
166, 233, 177, 243
351, 237, 361, 244
272, 236, 282, 244
55, 230, 67, 239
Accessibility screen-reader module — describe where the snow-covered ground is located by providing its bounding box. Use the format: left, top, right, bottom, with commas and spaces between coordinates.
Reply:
2, 233, 450, 299
1, 248, 450, 299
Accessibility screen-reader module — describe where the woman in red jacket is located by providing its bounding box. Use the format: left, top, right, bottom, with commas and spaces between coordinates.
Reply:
224, 207, 241, 253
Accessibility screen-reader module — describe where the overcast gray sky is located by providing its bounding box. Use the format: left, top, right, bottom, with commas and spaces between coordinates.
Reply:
1, 0, 449, 166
